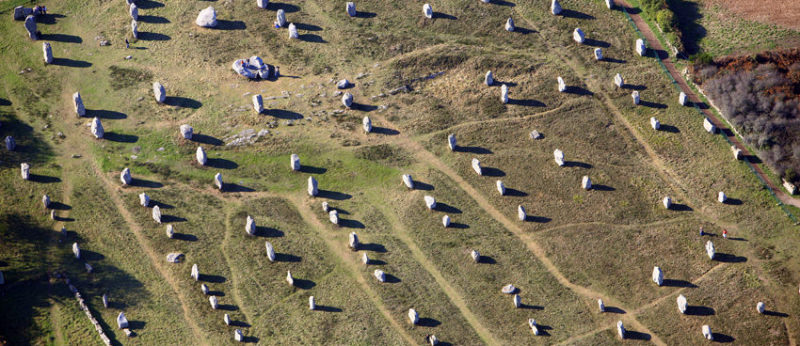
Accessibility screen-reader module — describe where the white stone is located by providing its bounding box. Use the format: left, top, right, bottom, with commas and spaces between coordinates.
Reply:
732, 146, 743, 160
505, 17, 515, 32
342, 92, 354, 108
362, 116, 372, 133
663, 196, 672, 209
309, 296, 316, 310
288, 23, 298, 39
308, 176, 318, 197
582, 176, 592, 190
73, 92, 86, 117
322, 202, 329, 212
554, 149, 565, 167
166, 253, 184, 263
191, 264, 199, 281
496, 180, 506, 195
153, 82, 165, 103
349, 232, 359, 250
594, 48, 603, 61
651, 117, 660, 130
501, 284, 516, 294
42, 194, 50, 209
362, 253, 369, 265
329, 210, 339, 225
129, 3, 138, 20
73, 242, 81, 259
428, 334, 439, 345
196, 7, 218, 28
448, 134, 457, 151
346, 2, 356, 17
679, 92, 688, 106
551, 0, 562, 15
196, 146, 207, 166
425, 195, 436, 210
757, 302, 765, 314
139, 192, 150, 207
180, 124, 193, 139
500, 84, 509, 104
614, 73, 624, 88
617, 320, 626, 339
90, 117, 104, 139
152, 205, 161, 224
652, 266, 663, 286
257, 0, 269, 9
605, 0, 613, 9
276, 9, 286, 28
402, 174, 414, 189
557, 76, 566, 92
408, 308, 419, 324
132, 19, 138, 39
677, 294, 687, 314
42, 42, 52, 64
513, 294, 521, 308
529, 319, 539, 335
234, 329, 243, 342
598, 299, 605, 312
290, 154, 300, 171
246, 215, 256, 236
472, 158, 483, 175
21, 163, 30, 180
374, 269, 385, 282
286, 270, 294, 286
214, 173, 223, 190
442, 215, 451, 228
517, 205, 526, 221
573, 28, 585, 44
485, 71, 494, 86
265, 241, 276, 262
253, 94, 263, 113
705, 240, 715, 260
632, 91, 640, 105
702, 325, 713, 340
717, 191, 727, 203
337, 79, 352, 89
704, 118, 716, 133
224, 313, 231, 325
117, 312, 129, 329
166, 224, 174, 238
636, 38, 646, 56
471, 250, 480, 263
423, 4, 433, 19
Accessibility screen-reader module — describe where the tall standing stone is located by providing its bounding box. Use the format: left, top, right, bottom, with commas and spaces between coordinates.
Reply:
346, 2, 356, 17
253, 94, 263, 114
24, 15, 37, 40
153, 82, 165, 103
73, 92, 86, 117
91, 117, 104, 139
42, 42, 52, 64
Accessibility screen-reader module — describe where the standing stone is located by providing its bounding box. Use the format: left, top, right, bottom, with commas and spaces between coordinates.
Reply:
131, 20, 138, 39
529, 319, 540, 335
290, 154, 300, 171
500, 84, 509, 104
234, 329, 243, 342
448, 134, 457, 151
617, 321, 626, 339
73, 242, 81, 259
650, 117, 660, 130
362, 116, 372, 133
757, 302, 765, 314
195, 7, 218, 28
253, 94, 263, 114
551, 0, 562, 15
425, 195, 436, 210
349, 232, 359, 250
346, 2, 357, 17
374, 269, 386, 282
21, 163, 30, 180
91, 117, 104, 139
702, 325, 713, 340
196, 146, 207, 166
42, 194, 50, 209
129, 3, 138, 20
309, 296, 316, 310
704, 118, 716, 133
517, 205, 526, 221
677, 294, 687, 314
139, 192, 150, 207
502, 284, 517, 294
265, 241, 275, 262
73, 92, 86, 117
42, 42, 52, 64
635, 39, 646, 56
557, 76, 566, 92
717, 191, 727, 203
50, 210, 56, 220
554, 149, 565, 166
308, 176, 318, 197
472, 158, 483, 175
152, 205, 161, 224
598, 299, 605, 312
662, 196, 672, 209
408, 308, 419, 324
679, 92, 688, 106
24, 15, 37, 40
117, 312, 129, 329
485, 71, 494, 86
402, 174, 414, 189
582, 176, 592, 190
276, 9, 286, 28
166, 224, 175, 238
257, 0, 269, 9
606, 0, 613, 9
286, 270, 294, 286
652, 266, 663, 286
14, 6, 33, 21
214, 173, 223, 190
288, 23, 298, 39
201, 284, 209, 295
329, 210, 339, 225
153, 82, 165, 103
180, 124, 193, 139
209, 296, 218, 309
422, 4, 433, 19
342, 92, 354, 108
632, 91, 640, 105
224, 313, 231, 325
191, 264, 199, 281
362, 253, 369, 265
496, 180, 506, 195
705, 240, 715, 260
337, 79, 352, 89
322, 202, 330, 212
471, 250, 480, 263
513, 294, 521, 308
120, 168, 131, 185
102, 294, 109, 308
614, 73, 624, 88
505, 17, 515, 32
573, 28, 585, 44
166, 253, 184, 263
594, 48, 603, 61
442, 215, 451, 228
245, 215, 256, 236
5, 136, 15, 151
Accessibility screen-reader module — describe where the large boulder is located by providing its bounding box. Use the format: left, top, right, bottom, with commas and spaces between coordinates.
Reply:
24, 15, 37, 40
91, 117, 104, 139
276, 9, 286, 28
196, 7, 218, 28
342, 92, 354, 108
180, 124, 193, 139
196, 146, 207, 166
153, 82, 165, 103
120, 167, 132, 185
117, 312, 129, 329
573, 28, 585, 44
288, 23, 298, 39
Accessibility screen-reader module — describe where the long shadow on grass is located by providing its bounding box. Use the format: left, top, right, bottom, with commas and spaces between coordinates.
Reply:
136, 0, 164, 9
491, 0, 515, 6
191, 134, 223, 146
456, 146, 492, 154
432, 12, 457, 20
315, 305, 343, 312
215, 20, 246, 30
138, 32, 171, 41
624, 330, 651, 340
48, 202, 71, 210
383, 273, 401, 283
640, 100, 668, 109
592, 184, 615, 191
623, 84, 647, 91
722, 198, 743, 205
524, 215, 552, 223
150, 200, 174, 209
318, 190, 352, 200
686, 305, 715, 316
29, 174, 61, 183
87, 109, 126, 119
137, 15, 170, 24
267, 2, 299, 12
372, 126, 400, 135
39, 33, 82, 43
434, 202, 461, 214
201, 274, 226, 283
104, 132, 139, 143
339, 218, 365, 229
764, 310, 789, 317
584, 38, 610, 48
352, 103, 378, 112
602, 57, 627, 64
565, 86, 593, 96
564, 161, 592, 169
448, 222, 469, 229
482, 166, 505, 177
412, 180, 434, 191
354, 11, 377, 18
265, 109, 303, 119
292, 278, 316, 290
669, 203, 693, 212
298, 165, 327, 174
294, 23, 322, 31
504, 188, 528, 197
417, 317, 442, 327
359, 242, 387, 253
659, 124, 680, 133
662, 279, 697, 288
713, 253, 747, 263
519, 303, 544, 310
603, 306, 626, 314
254, 226, 283, 237
711, 333, 735, 343
164, 96, 201, 109
50, 58, 92, 68
0, 98, 10, 106
507, 99, 545, 107
161, 214, 186, 223
36, 13, 65, 25
217, 304, 239, 311
560, 9, 594, 20
299, 34, 327, 43
275, 253, 301, 262
129, 178, 163, 188
206, 158, 238, 169
513, 27, 536, 34
173, 233, 198, 241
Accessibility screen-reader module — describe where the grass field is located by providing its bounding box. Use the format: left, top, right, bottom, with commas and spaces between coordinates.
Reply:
1, 0, 799, 345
